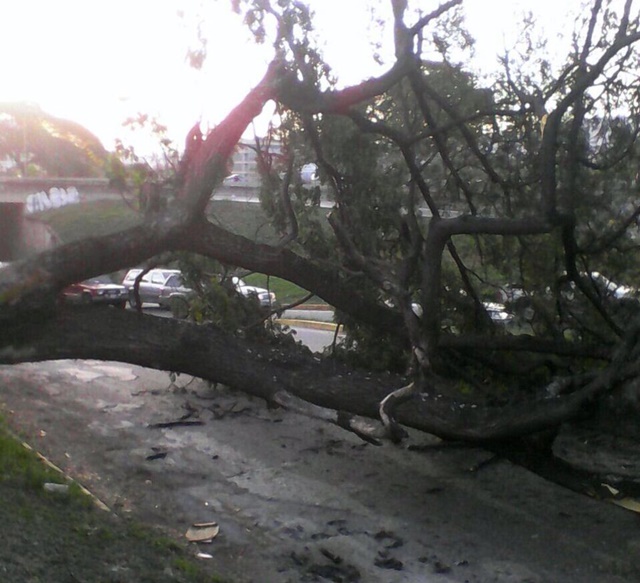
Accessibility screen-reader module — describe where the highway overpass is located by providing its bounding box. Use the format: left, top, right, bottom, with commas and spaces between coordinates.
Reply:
0, 177, 121, 206
0, 177, 122, 261
0, 178, 267, 261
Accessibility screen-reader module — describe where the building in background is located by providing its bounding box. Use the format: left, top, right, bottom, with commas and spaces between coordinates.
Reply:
224, 139, 283, 188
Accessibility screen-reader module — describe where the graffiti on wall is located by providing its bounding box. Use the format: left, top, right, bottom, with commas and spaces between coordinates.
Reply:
25, 186, 81, 214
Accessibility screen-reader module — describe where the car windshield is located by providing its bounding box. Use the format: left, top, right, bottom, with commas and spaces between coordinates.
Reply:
83, 275, 115, 285
124, 270, 142, 281
165, 275, 185, 287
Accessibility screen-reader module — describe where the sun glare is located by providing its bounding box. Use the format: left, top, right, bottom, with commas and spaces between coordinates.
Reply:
0, 0, 580, 155
0, 1, 265, 154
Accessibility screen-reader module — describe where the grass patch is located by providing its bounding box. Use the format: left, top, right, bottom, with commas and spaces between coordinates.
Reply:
0, 417, 229, 582
0, 425, 62, 490
37, 199, 141, 243
207, 200, 280, 244
39, 199, 277, 246
206, 200, 332, 246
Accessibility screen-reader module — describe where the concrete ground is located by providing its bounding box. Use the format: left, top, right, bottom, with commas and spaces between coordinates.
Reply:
1, 359, 639, 582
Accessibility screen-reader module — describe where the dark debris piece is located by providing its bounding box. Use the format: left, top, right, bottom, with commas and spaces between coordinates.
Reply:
147, 420, 204, 429
307, 563, 361, 582
290, 551, 309, 567
320, 548, 343, 564
433, 560, 452, 574
374, 557, 404, 570
373, 529, 404, 549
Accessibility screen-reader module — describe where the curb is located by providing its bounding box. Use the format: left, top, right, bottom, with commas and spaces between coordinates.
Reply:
278, 318, 339, 332
20, 440, 111, 512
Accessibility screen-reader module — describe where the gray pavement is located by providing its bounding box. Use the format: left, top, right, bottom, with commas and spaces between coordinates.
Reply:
289, 325, 342, 353
1, 359, 639, 582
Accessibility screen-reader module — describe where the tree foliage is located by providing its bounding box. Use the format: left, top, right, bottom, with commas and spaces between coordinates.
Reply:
0, 102, 107, 177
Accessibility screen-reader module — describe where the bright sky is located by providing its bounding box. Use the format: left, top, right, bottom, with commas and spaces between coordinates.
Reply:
0, 0, 581, 156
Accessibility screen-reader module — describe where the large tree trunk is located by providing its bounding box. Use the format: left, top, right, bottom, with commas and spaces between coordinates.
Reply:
0, 306, 630, 444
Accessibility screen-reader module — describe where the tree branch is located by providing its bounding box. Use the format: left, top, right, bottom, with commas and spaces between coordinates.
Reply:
0, 307, 627, 443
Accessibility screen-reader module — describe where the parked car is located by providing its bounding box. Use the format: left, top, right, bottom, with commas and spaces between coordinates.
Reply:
589, 271, 637, 300
232, 276, 277, 309
157, 273, 278, 318
496, 284, 527, 305
62, 275, 128, 308
482, 301, 513, 324
122, 268, 181, 308
157, 273, 193, 316
555, 271, 638, 305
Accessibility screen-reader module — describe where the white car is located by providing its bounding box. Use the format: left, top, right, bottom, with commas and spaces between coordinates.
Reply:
483, 301, 513, 323
589, 272, 636, 299
231, 277, 277, 308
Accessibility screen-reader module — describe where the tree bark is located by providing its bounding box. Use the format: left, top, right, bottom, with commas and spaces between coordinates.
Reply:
0, 306, 626, 444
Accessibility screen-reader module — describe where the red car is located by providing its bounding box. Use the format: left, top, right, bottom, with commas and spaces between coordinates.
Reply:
62, 275, 128, 308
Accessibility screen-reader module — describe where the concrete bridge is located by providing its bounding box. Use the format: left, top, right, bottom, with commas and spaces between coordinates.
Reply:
0, 177, 121, 205
0, 178, 122, 261
0, 178, 268, 261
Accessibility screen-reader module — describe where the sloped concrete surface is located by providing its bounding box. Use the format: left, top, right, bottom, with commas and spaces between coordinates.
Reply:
1, 360, 639, 582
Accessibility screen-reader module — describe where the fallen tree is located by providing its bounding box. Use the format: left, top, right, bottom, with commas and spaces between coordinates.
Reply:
2, 306, 638, 443
2, 0, 640, 465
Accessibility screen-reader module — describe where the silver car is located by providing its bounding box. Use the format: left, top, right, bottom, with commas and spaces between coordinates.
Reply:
122, 268, 181, 308
158, 273, 277, 318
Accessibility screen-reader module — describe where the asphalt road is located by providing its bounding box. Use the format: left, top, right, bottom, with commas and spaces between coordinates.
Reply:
289, 325, 340, 353
140, 305, 338, 353
1, 360, 638, 582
